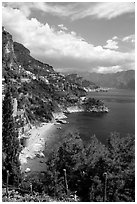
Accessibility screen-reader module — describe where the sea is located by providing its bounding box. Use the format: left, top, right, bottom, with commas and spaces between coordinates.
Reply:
59, 88, 135, 145
23, 88, 135, 172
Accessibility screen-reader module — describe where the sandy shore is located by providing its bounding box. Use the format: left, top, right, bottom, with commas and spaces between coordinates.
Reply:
19, 111, 69, 172
19, 122, 58, 171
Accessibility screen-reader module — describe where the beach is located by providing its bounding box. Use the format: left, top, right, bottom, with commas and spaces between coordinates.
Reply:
19, 122, 60, 172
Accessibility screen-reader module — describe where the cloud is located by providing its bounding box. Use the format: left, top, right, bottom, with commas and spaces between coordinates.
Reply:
2, 2, 33, 17
96, 65, 123, 74
103, 39, 118, 50
84, 2, 135, 20
2, 5, 134, 73
2, 2, 75, 18
3, 2, 135, 21
112, 36, 118, 40
58, 24, 68, 31
122, 34, 135, 43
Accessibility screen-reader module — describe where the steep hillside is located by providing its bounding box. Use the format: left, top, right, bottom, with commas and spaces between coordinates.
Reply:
2, 28, 90, 127
13, 42, 54, 75
2, 27, 108, 149
2, 27, 90, 199
65, 73, 99, 91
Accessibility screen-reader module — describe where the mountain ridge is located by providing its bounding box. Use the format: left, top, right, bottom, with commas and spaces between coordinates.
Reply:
62, 70, 135, 89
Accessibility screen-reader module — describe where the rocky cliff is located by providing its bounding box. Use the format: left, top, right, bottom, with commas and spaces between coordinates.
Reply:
3, 28, 108, 144
2, 28, 91, 130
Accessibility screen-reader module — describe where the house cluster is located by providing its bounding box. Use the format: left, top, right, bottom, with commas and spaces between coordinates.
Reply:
19, 68, 36, 82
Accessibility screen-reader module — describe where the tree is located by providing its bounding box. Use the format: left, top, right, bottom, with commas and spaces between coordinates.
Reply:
106, 133, 135, 202
2, 84, 21, 186
44, 132, 134, 202
45, 132, 87, 199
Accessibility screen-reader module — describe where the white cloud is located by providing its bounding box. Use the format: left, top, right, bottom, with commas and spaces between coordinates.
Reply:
69, 2, 135, 20
96, 65, 123, 74
122, 34, 135, 43
2, 2, 75, 18
2, 2, 33, 17
89, 2, 135, 20
3, 2, 135, 21
2, 5, 134, 73
58, 24, 68, 31
112, 36, 118, 40
103, 39, 118, 50
96, 61, 135, 74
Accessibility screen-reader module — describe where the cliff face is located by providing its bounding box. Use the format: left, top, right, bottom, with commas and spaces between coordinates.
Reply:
2, 28, 89, 130
2, 28, 20, 81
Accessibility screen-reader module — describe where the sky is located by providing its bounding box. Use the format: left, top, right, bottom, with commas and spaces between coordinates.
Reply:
2, 1, 135, 74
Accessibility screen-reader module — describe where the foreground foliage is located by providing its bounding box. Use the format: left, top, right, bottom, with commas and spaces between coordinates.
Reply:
2, 132, 134, 202
2, 85, 21, 186
2, 189, 77, 202
44, 132, 135, 202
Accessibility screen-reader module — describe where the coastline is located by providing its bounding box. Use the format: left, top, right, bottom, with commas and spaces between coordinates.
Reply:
19, 104, 109, 172
19, 122, 58, 172
19, 111, 67, 172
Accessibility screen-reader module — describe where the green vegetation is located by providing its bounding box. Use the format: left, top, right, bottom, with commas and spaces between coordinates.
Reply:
2, 28, 134, 202
3, 28, 101, 126
2, 130, 134, 202
41, 132, 134, 202
65, 73, 99, 89
82, 97, 104, 111
2, 84, 21, 186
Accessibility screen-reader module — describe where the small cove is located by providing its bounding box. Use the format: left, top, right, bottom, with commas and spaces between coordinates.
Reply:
23, 88, 135, 172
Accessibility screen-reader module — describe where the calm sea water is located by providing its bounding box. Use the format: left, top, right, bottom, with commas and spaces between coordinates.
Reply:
60, 89, 135, 145
24, 89, 135, 172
